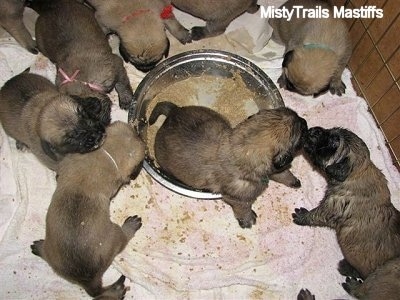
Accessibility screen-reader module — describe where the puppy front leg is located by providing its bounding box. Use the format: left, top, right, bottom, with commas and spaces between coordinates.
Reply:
329, 51, 351, 96
223, 196, 257, 229
2, 19, 38, 54
191, 19, 231, 41
121, 215, 142, 240
113, 55, 134, 110
163, 16, 192, 44
292, 204, 338, 228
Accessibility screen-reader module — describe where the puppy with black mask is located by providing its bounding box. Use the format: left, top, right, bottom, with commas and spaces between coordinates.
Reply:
0, 72, 110, 170
0, 0, 38, 54
150, 102, 307, 228
269, 0, 352, 97
28, 0, 134, 110
85, 0, 191, 72
31, 121, 145, 298
293, 127, 400, 294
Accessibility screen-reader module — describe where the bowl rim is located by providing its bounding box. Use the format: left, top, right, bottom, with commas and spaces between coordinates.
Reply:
128, 49, 283, 200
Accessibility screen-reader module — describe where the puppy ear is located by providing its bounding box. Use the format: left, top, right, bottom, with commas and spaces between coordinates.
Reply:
282, 50, 294, 68
41, 139, 59, 161
273, 151, 293, 170
325, 157, 351, 182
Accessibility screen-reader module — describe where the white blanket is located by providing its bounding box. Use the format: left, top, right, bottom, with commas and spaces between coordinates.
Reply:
1, 3, 399, 299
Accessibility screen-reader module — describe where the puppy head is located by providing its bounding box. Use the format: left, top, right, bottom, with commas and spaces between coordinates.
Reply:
101, 121, 145, 181
269, 107, 308, 171
280, 48, 338, 96
39, 95, 107, 160
118, 15, 169, 72
243, 107, 307, 171
304, 127, 370, 182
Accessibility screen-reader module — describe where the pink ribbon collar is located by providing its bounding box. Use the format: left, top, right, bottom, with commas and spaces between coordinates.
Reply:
58, 68, 104, 92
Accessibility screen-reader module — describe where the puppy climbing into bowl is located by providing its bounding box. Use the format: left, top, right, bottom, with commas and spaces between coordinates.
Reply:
149, 101, 307, 228
30, 121, 145, 298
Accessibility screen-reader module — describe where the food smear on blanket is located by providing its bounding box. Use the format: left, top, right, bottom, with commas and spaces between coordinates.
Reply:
146, 73, 272, 161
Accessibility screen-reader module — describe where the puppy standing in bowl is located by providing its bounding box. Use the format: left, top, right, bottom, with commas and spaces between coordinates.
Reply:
149, 102, 307, 228
0, 72, 109, 170
269, 0, 352, 96
0, 0, 38, 54
27, 0, 134, 110
31, 121, 146, 299
85, 0, 192, 72
292, 127, 400, 293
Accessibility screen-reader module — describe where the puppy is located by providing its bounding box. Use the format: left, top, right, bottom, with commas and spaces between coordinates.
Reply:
28, 0, 134, 110
30, 121, 146, 298
269, 0, 352, 96
149, 102, 307, 228
292, 127, 400, 280
171, 0, 259, 41
342, 256, 400, 299
0, 0, 38, 53
85, 0, 191, 72
0, 72, 110, 170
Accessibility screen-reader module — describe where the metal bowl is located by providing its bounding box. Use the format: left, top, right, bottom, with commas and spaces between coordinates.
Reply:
128, 49, 284, 199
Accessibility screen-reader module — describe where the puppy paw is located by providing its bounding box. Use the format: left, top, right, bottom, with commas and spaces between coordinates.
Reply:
122, 215, 142, 238
97, 275, 128, 300
178, 30, 192, 44
16, 141, 29, 152
277, 74, 286, 89
338, 259, 362, 278
297, 288, 315, 300
191, 26, 207, 41
342, 276, 362, 295
291, 178, 301, 188
292, 207, 310, 225
237, 210, 257, 229
31, 239, 44, 257
329, 79, 346, 96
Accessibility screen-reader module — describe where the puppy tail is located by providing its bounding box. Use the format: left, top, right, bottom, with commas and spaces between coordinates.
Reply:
148, 101, 178, 125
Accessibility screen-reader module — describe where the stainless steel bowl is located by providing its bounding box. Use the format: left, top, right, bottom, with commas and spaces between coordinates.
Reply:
128, 49, 284, 199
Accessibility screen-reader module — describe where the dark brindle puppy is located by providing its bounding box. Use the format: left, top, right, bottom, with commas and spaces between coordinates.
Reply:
293, 127, 400, 282
0, 72, 109, 170
27, 0, 133, 110
31, 121, 145, 299
269, 0, 352, 97
0, 0, 38, 53
342, 256, 400, 299
171, 0, 259, 41
85, 0, 191, 72
150, 102, 307, 228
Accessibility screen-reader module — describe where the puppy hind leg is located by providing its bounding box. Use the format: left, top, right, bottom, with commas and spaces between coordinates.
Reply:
223, 197, 257, 229
270, 169, 301, 188
342, 276, 363, 298
338, 259, 363, 279
93, 275, 127, 300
